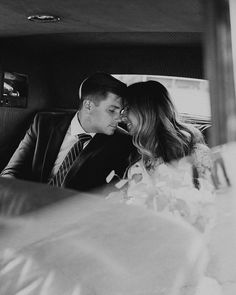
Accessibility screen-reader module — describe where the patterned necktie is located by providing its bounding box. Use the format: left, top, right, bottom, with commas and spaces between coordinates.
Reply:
49, 133, 92, 187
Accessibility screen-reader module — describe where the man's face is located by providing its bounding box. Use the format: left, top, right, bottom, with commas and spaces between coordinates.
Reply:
89, 92, 123, 135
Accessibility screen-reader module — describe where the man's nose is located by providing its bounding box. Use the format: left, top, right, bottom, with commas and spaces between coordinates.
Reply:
114, 112, 122, 122
115, 115, 122, 123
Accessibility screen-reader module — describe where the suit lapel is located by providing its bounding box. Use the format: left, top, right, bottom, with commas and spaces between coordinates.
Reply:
41, 114, 74, 181
82, 133, 108, 155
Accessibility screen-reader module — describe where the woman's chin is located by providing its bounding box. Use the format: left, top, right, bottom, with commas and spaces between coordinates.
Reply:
128, 129, 135, 136
127, 125, 134, 135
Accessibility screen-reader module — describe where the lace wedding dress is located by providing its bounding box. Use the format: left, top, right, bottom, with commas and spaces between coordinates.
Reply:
108, 143, 216, 233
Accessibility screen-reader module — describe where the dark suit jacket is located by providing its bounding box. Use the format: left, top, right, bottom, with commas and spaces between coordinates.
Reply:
0, 111, 136, 191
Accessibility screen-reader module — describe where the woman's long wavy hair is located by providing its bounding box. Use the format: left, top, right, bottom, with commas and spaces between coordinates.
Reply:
125, 80, 203, 170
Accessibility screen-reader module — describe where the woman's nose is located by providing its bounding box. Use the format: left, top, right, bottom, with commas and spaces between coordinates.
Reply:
121, 114, 128, 124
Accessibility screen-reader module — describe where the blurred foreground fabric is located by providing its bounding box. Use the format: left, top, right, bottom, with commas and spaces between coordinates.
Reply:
0, 181, 206, 295
1, 142, 236, 295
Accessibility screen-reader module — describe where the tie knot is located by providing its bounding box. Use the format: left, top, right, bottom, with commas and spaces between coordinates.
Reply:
77, 133, 92, 145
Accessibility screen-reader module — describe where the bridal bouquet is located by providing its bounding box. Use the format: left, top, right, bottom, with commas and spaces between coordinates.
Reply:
106, 157, 216, 233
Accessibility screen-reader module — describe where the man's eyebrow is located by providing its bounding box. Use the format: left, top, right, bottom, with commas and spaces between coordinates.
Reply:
109, 105, 121, 109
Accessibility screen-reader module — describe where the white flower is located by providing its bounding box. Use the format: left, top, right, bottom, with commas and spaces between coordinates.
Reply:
106, 170, 116, 183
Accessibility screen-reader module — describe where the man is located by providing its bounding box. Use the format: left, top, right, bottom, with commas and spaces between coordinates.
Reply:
0, 73, 135, 191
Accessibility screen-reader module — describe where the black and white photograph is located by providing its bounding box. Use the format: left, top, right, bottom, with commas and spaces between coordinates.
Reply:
0, 0, 236, 294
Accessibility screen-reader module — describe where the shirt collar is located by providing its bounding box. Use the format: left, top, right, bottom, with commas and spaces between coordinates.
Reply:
70, 112, 95, 137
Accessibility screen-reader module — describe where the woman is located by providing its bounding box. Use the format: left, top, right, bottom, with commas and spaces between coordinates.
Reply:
109, 80, 215, 232
123, 80, 210, 176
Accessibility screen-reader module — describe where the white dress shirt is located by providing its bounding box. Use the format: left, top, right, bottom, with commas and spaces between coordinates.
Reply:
51, 112, 95, 176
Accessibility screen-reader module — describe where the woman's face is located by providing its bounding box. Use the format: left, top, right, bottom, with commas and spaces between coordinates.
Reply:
123, 108, 139, 135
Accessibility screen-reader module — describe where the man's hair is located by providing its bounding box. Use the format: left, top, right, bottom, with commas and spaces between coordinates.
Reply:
79, 72, 127, 107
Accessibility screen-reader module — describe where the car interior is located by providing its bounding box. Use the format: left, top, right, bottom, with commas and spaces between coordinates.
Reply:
0, 0, 236, 294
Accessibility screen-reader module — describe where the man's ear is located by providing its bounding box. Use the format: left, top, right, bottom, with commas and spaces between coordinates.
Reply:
83, 99, 93, 111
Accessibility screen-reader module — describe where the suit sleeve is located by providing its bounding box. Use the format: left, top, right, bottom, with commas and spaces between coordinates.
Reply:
0, 115, 39, 180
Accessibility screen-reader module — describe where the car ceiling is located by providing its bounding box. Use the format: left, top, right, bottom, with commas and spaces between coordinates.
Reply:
0, 0, 203, 46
